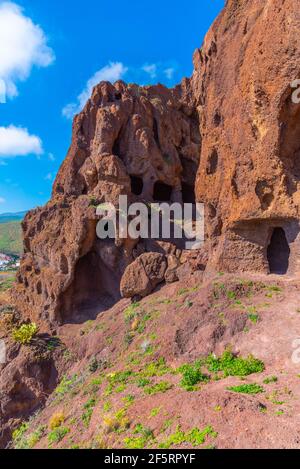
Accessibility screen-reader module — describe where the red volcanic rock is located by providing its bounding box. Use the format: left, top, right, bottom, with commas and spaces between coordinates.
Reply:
190, 0, 300, 275
120, 252, 167, 298
13, 0, 300, 328
14, 82, 200, 325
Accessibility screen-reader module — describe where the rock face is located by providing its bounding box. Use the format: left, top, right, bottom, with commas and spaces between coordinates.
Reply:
14, 0, 300, 326
14, 82, 200, 325
191, 0, 300, 275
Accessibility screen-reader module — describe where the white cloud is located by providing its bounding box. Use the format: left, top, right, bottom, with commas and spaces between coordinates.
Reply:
142, 63, 157, 79
0, 2, 55, 98
62, 62, 128, 119
164, 67, 175, 80
48, 152, 55, 161
0, 125, 43, 157
0, 197, 5, 204
44, 172, 53, 181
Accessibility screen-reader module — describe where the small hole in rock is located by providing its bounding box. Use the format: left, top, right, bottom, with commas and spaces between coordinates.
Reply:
206, 149, 219, 175
267, 227, 290, 274
130, 175, 144, 196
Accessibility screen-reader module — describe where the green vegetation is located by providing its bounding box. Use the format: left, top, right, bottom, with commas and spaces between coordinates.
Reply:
54, 374, 78, 396
0, 220, 22, 255
48, 426, 70, 444
227, 383, 264, 394
81, 398, 97, 427
263, 376, 278, 385
206, 350, 264, 377
13, 423, 45, 449
124, 424, 154, 449
12, 323, 38, 345
150, 407, 161, 417
178, 361, 209, 391
159, 425, 217, 449
144, 381, 173, 395
248, 313, 260, 324
0, 273, 16, 292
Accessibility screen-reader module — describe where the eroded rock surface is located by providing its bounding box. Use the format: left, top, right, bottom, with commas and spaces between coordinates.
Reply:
13, 0, 300, 328
14, 83, 200, 325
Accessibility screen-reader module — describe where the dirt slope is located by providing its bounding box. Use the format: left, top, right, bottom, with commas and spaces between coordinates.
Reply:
2, 273, 300, 449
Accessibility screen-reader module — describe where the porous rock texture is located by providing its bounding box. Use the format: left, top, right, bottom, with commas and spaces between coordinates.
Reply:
14, 82, 200, 325
13, 0, 300, 329
192, 0, 300, 275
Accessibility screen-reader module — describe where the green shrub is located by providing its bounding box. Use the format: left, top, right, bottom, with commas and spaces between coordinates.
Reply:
82, 398, 97, 427
48, 426, 70, 444
178, 361, 209, 391
159, 425, 217, 449
144, 381, 173, 395
206, 350, 264, 377
55, 374, 78, 396
227, 383, 264, 394
12, 422, 29, 444
12, 323, 38, 344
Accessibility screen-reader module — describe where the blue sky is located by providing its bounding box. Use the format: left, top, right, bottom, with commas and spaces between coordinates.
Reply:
0, 0, 224, 213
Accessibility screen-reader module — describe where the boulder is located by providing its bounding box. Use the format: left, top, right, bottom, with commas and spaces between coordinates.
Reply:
120, 252, 167, 298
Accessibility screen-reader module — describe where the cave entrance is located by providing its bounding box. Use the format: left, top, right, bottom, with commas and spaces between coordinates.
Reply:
153, 181, 173, 202
60, 247, 121, 323
182, 182, 196, 204
267, 227, 290, 274
130, 175, 144, 196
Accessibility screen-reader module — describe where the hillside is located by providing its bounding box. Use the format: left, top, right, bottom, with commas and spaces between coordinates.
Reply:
2, 273, 300, 449
1, 0, 300, 452
0, 221, 23, 256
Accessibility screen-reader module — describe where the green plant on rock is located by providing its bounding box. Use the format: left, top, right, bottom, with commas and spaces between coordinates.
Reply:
12, 323, 38, 345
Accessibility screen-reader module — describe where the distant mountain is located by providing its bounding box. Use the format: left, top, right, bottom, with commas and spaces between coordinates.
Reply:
0, 211, 27, 224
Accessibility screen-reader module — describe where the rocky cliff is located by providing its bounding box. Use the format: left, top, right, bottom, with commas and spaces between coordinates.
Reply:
14, 0, 300, 328
2, 0, 300, 448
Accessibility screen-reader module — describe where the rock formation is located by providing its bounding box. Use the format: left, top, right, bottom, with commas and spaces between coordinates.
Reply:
13, 0, 300, 328
14, 82, 200, 325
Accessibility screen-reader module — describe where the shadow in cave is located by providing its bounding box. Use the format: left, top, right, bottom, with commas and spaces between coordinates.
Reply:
267, 227, 290, 274
59, 247, 121, 324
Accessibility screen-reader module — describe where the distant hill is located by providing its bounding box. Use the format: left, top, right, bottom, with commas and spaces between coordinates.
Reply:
0, 211, 26, 256
0, 211, 27, 224
0, 221, 23, 256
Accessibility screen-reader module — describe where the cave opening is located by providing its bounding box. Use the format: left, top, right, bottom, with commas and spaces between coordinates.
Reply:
267, 227, 290, 274
153, 181, 173, 202
182, 182, 196, 204
60, 247, 120, 323
130, 175, 144, 196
